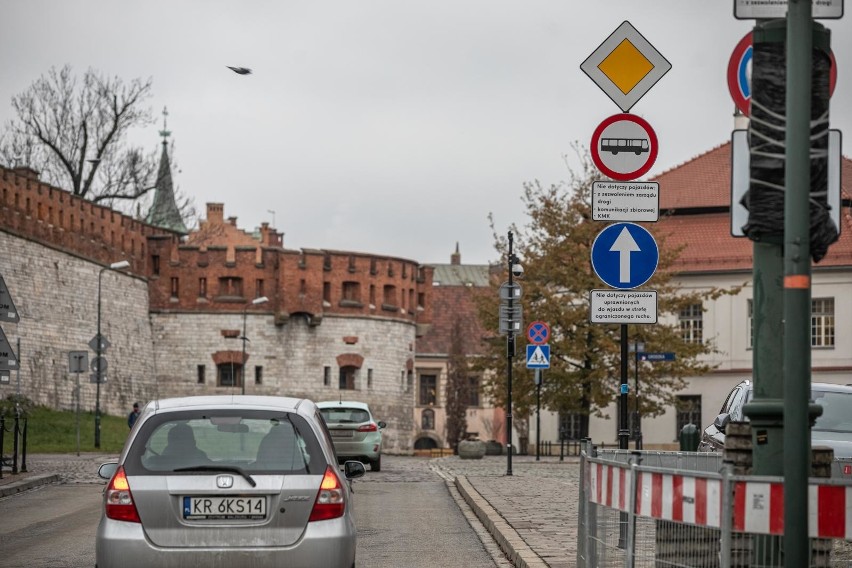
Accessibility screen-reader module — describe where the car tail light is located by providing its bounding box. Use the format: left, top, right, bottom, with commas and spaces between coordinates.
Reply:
105, 466, 141, 523
357, 423, 378, 432
309, 465, 345, 522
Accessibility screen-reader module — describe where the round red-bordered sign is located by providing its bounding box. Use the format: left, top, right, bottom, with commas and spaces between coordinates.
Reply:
590, 114, 658, 181
527, 321, 550, 345
727, 31, 837, 117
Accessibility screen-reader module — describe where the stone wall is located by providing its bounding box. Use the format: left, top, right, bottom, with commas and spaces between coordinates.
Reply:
0, 230, 157, 415
151, 312, 417, 453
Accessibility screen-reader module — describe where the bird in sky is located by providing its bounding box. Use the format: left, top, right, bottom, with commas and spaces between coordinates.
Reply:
227, 66, 252, 75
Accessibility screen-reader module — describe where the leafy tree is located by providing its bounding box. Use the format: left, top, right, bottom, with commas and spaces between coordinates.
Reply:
444, 317, 469, 453
0, 65, 159, 208
474, 150, 736, 441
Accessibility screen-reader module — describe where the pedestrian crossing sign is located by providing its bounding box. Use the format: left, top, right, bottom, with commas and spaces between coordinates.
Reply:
526, 344, 550, 369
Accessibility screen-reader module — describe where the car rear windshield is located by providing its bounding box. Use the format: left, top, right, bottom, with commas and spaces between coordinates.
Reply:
320, 407, 370, 425
123, 409, 327, 475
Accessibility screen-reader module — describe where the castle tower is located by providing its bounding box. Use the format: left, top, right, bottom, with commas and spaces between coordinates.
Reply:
146, 107, 188, 235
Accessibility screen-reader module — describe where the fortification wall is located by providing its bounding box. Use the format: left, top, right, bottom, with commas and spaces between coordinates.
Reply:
0, 230, 157, 415
151, 312, 417, 453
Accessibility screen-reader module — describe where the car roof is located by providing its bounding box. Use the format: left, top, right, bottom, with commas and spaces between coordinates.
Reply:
316, 400, 371, 411
148, 395, 314, 414
737, 380, 852, 394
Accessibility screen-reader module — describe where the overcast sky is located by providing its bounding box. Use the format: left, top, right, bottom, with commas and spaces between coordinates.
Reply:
2, 1, 851, 265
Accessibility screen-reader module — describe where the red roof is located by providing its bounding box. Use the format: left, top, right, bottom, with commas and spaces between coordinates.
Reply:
653, 142, 852, 272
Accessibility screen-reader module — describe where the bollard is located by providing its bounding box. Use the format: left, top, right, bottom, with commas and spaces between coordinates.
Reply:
679, 423, 700, 452
12, 410, 19, 475
20, 417, 27, 473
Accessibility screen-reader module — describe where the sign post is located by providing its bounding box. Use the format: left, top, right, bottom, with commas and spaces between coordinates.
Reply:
69, 351, 88, 456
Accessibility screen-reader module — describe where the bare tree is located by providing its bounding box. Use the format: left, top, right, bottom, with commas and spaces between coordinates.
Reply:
0, 65, 158, 206
444, 317, 469, 454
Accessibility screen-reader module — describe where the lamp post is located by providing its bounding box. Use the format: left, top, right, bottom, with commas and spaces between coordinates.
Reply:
240, 296, 268, 395
95, 260, 130, 448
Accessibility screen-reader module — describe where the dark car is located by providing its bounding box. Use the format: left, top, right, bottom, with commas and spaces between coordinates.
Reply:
698, 380, 852, 458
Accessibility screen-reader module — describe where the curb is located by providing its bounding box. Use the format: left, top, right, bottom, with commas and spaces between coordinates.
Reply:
0, 474, 60, 498
455, 475, 549, 568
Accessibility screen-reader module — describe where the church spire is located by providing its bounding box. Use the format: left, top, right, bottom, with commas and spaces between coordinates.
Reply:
146, 107, 188, 235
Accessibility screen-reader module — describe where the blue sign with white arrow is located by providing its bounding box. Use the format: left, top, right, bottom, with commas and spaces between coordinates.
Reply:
591, 223, 658, 290
526, 344, 550, 369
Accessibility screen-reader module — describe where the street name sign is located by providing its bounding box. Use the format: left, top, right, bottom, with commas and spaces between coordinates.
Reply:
591, 223, 659, 289
592, 181, 659, 222
0, 276, 19, 323
734, 0, 843, 19
637, 352, 676, 361
580, 21, 672, 112
526, 344, 550, 369
590, 290, 657, 324
730, 129, 841, 236
591, 114, 658, 181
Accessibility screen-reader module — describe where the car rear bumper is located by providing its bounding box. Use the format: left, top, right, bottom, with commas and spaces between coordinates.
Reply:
96, 515, 356, 568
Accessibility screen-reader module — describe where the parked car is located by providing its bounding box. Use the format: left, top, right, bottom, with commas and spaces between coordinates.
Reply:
317, 401, 386, 471
95, 395, 366, 568
698, 380, 852, 458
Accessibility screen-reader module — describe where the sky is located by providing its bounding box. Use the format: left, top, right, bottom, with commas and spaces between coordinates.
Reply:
2, 1, 851, 266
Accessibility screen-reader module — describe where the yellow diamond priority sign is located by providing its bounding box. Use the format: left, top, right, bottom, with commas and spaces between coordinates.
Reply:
581, 21, 671, 112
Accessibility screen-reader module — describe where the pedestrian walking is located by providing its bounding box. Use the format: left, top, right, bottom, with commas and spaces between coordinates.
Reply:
127, 402, 141, 429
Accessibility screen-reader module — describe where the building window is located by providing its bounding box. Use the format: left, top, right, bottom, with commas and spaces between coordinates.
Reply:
170, 277, 179, 299
369, 285, 376, 306
679, 303, 703, 344
299, 279, 307, 296
420, 374, 437, 406
197, 365, 205, 384
256, 279, 264, 298
370, 258, 377, 275
323, 366, 331, 386
342, 281, 361, 303
151, 255, 160, 276
217, 363, 242, 387
812, 297, 835, 347
367, 368, 373, 389
422, 409, 435, 430
418, 292, 425, 308
218, 277, 243, 298
467, 376, 481, 407
406, 370, 413, 392
199, 277, 207, 297
559, 412, 582, 441
339, 366, 357, 390
323, 282, 331, 303
675, 395, 702, 438
255, 366, 263, 385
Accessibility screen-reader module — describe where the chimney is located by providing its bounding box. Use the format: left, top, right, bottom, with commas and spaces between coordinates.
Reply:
227, 216, 238, 227
451, 242, 461, 265
260, 222, 270, 245
206, 203, 225, 224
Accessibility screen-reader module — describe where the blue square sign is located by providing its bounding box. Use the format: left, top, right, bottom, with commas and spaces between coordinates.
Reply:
526, 345, 550, 369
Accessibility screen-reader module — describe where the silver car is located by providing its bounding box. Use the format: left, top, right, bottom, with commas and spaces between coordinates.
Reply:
317, 401, 385, 471
96, 395, 365, 568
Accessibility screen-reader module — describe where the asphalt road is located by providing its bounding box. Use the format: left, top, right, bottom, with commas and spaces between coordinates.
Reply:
0, 456, 507, 568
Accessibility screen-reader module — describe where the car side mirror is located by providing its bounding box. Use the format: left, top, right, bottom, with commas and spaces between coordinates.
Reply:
98, 462, 118, 480
713, 413, 731, 432
377, 421, 387, 429
343, 460, 366, 480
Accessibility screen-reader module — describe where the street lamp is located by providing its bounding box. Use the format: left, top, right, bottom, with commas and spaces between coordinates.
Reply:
95, 259, 131, 448
240, 296, 268, 395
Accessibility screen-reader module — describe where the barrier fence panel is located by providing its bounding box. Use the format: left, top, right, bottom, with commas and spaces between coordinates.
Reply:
577, 441, 852, 568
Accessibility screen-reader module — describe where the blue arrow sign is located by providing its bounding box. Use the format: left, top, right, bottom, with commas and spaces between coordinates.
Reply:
526, 344, 550, 369
591, 223, 658, 289
637, 352, 676, 362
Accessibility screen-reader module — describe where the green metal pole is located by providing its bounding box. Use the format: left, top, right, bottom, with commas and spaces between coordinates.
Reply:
783, 2, 812, 564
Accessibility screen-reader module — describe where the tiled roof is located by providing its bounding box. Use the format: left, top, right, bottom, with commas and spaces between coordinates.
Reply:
431, 264, 492, 287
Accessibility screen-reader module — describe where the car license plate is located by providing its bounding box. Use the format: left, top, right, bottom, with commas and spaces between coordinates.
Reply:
183, 496, 266, 520
330, 429, 354, 438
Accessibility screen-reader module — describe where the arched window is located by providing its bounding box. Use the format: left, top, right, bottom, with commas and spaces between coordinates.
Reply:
421, 409, 435, 430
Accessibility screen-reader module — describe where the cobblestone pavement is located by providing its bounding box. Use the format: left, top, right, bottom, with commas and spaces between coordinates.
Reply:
2, 453, 582, 567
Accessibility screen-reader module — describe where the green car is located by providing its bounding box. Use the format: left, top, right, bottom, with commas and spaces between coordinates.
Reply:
318, 401, 386, 472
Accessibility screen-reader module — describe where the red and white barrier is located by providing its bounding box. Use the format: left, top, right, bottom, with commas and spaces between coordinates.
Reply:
587, 460, 852, 539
